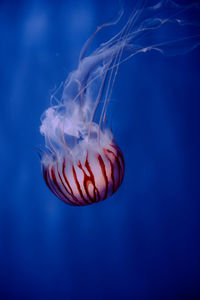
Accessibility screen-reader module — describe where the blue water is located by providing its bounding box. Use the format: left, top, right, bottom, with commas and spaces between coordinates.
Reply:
1, 1, 200, 299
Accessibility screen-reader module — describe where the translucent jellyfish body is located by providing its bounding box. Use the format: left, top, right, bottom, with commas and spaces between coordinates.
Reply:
41, 108, 125, 206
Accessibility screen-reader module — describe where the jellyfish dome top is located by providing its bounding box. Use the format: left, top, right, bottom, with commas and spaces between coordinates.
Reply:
40, 1, 200, 206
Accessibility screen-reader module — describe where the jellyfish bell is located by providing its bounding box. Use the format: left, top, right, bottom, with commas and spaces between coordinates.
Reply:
40, 0, 200, 206
40, 102, 125, 206
42, 139, 125, 206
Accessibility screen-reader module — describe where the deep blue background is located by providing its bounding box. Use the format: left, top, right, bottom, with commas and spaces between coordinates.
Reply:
0, 0, 200, 299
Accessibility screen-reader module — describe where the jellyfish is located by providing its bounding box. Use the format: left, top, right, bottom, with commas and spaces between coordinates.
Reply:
40, 1, 200, 206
